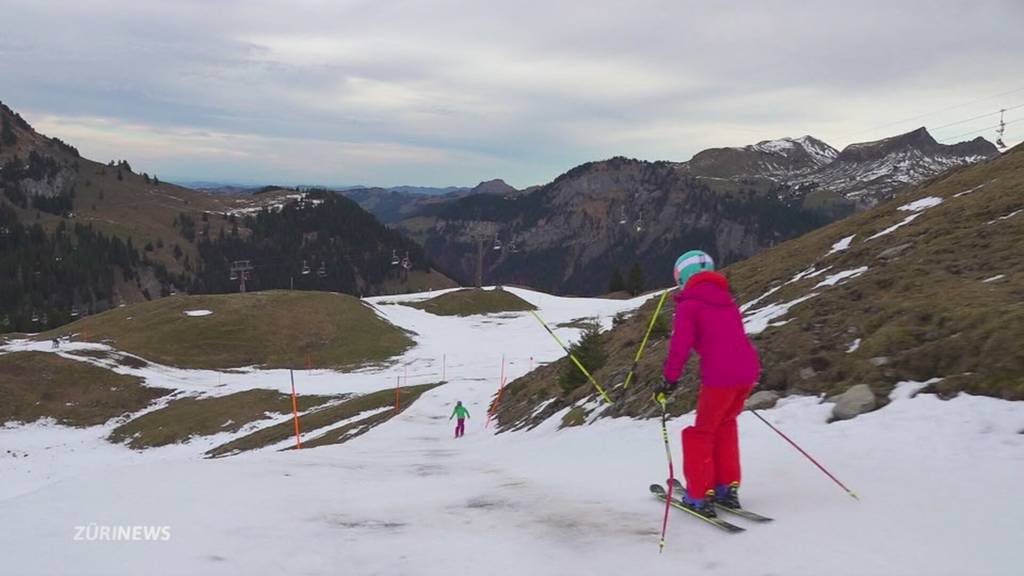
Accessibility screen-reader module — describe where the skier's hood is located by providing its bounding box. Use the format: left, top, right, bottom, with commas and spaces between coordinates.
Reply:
675, 271, 734, 307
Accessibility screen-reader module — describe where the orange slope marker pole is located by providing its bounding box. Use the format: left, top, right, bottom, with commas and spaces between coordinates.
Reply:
485, 375, 507, 430
290, 369, 302, 449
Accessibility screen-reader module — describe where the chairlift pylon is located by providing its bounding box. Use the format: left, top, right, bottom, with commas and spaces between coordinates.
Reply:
996, 108, 1007, 149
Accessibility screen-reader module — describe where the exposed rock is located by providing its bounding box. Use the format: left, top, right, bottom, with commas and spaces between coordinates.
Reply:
831, 384, 878, 421
799, 367, 817, 380
745, 390, 780, 410
877, 243, 914, 260
869, 356, 890, 367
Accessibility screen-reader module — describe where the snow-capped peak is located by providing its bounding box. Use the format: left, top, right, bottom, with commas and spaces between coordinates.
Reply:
750, 136, 839, 167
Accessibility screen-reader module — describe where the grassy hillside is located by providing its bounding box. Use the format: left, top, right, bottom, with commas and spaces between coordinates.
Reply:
207, 383, 439, 457
497, 144, 1024, 430
41, 290, 414, 370
406, 288, 536, 316
0, 351, 171, 426
108, 389, 336, 449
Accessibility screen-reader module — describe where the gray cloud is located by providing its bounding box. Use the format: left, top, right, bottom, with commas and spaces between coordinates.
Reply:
1, 0, 1021, 187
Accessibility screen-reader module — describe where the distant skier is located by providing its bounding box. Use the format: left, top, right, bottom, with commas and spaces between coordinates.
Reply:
655, 250, 761, 518
450, 401, 470, 438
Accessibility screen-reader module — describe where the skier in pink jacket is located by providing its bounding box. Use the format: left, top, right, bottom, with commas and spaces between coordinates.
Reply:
655, 250, 761, 518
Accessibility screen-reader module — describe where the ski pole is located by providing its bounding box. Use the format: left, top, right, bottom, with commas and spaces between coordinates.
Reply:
623, 289, 670, 390
529, 310, 612, 404
656, 393, 675, 553
748, 409, 859, 500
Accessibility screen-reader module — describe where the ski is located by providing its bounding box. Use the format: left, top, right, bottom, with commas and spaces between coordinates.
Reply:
669, 479, 774, 523
649, 484, 745, 534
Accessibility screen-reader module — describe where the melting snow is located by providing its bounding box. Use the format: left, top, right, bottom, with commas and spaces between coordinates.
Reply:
184, 310, 214, 317
898, 196, 944, 212
868, 213, 922, 240
982, 274, 1006, 283
743, 293, 817, 335
1, 287, 1023, 575
953, 183, 987, 198
987, 209, 1022, 224
739, 285, 782, 313
825, 235, 856, 256
814, 267, 869, 288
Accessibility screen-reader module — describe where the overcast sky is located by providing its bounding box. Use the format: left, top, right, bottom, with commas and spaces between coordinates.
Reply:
1, 0, 1021, 188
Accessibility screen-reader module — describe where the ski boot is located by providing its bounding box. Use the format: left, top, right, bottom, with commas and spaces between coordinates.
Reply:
680, 490, 717, 518
715, 482, 741, 509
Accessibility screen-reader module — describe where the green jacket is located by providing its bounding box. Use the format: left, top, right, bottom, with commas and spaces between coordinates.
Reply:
451, 405, 470, 419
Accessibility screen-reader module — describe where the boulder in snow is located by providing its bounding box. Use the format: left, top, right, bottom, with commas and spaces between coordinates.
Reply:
831, 384, 877, 421
745, 390, 780, 410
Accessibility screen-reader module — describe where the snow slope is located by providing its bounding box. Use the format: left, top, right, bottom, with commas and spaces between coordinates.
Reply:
1, 288, 1022, 576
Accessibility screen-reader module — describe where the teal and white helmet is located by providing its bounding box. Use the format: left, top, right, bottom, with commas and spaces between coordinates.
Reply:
673, 250, 715, 287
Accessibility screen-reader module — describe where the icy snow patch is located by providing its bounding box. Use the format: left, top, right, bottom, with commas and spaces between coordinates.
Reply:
982, 274, 1006, 283
814, 267, 869, 288
184, 310, 213, 317
847, 338, 862, 353
899, 196, 944, 212
743, 293, 817, 335
868, 213, 922, 240
825, 234, 856, 257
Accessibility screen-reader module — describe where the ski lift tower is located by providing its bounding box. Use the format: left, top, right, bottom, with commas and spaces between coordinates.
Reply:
469, 222, 497, 288
229, 260, 254, 293
996, 108, 1007, 149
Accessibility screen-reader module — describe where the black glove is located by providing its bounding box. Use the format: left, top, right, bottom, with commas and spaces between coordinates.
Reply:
653, 378, 678, 396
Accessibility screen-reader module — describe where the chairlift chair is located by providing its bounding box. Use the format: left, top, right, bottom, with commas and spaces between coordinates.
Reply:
301, 260, 311, 275
391, 249, 400, 266
493, 235, 502, 251
230, 270, 239, 281
619, 207, 627, 225
318, 262, 327, 277
401, 251, 411, 270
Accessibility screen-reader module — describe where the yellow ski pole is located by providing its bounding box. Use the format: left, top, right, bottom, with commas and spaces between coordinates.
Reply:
623, 289, 670, 390
529, 310, 613, 404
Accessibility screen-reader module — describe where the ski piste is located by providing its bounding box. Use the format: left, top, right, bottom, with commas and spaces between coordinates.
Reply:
649, 484, 745, 534
668, 479, 774, 523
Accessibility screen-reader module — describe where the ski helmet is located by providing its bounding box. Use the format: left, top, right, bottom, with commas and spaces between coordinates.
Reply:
673, 250, 714, 287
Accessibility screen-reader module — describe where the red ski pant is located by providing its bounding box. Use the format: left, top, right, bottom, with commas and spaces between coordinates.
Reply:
455, 418, 465, 438
682, 384, 753, 499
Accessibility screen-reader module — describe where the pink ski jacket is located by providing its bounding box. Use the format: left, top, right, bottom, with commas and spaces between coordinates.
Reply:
662, 271, 761, 388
